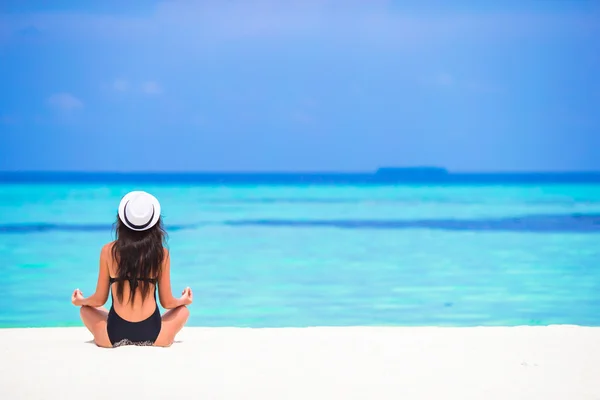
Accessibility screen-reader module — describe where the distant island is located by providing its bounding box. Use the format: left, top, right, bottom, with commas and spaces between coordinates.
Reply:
1, 168, 600, 184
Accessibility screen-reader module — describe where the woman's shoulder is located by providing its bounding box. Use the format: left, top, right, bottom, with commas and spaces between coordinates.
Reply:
101, 241, 116, 255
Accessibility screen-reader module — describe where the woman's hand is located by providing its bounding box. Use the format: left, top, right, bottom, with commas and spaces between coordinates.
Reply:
179, 287, 193, 306
71, 289, 84, 306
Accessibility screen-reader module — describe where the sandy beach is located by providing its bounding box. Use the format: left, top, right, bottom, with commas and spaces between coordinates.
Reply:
0, 326, 599, 399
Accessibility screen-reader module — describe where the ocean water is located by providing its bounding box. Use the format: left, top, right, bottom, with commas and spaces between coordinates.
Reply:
1, 183, 600, 328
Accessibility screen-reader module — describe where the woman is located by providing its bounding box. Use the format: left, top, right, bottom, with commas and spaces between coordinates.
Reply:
71, 191, 192, 348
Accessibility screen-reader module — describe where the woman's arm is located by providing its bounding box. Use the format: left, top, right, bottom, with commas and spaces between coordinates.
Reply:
73, 245, 111, 307
158, 249, 191, 309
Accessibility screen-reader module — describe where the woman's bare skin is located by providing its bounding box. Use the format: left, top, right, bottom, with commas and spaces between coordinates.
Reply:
72, 242, 192, 347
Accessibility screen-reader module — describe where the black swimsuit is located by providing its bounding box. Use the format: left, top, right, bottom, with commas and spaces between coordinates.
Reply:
107, 277, 161, 347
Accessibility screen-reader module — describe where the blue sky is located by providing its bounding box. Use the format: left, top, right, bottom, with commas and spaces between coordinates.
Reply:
0, 1, 599, 172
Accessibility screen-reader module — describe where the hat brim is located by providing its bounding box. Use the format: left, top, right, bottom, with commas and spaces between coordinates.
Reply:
117, 191, 161, 231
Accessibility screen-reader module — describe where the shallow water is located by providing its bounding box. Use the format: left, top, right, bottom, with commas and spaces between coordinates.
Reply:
1, 183, 599, 327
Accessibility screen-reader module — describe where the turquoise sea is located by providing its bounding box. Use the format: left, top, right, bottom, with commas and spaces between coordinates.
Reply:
1, 182, 600, 328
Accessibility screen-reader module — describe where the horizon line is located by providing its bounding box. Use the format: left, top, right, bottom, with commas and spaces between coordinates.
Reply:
3, 169, 600, 175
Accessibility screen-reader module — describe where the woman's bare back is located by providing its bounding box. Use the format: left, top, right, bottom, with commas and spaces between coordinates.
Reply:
106, 242, 159, 322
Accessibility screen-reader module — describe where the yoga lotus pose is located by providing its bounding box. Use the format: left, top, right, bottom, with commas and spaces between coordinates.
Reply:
71, 191, 192, 347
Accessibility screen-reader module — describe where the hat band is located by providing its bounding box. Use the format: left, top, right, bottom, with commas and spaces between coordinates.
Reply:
123, 201, 155, 230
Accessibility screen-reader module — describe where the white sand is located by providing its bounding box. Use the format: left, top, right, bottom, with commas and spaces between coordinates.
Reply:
0, 326, 599, 399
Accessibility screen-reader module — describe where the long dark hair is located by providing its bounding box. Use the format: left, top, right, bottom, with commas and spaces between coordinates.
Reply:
111, 215, 167, 305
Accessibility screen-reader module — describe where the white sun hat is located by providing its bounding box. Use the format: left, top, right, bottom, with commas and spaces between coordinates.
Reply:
118, 191, 161, 231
